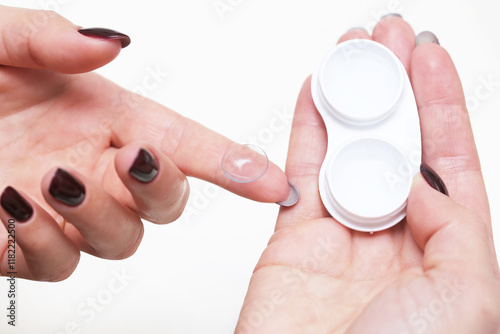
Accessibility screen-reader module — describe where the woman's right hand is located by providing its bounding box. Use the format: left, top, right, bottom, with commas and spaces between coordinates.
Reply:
0, 5, 291, 282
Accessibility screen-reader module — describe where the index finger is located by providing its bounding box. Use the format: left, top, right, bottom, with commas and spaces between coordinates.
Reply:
110, 93, 291, 203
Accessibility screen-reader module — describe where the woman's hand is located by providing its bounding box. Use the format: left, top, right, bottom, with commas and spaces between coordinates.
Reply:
0, 5, 290, 282
236, 16, 500, 333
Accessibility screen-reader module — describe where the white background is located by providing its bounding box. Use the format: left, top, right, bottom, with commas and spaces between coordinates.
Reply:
1, 0, 499, 333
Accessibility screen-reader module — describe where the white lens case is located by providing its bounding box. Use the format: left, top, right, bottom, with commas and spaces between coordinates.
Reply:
311, 39, 421, 232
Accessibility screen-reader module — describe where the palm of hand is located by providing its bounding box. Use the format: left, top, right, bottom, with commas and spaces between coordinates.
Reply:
241, 218, 467, 333
2, 71, 110, 196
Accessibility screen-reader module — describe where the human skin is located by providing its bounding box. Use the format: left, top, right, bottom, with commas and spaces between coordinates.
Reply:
236, 17, 500, 334
0, 5, 290, 282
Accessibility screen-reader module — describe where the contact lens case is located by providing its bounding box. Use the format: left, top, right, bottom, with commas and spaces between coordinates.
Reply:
311, 39, 421, 232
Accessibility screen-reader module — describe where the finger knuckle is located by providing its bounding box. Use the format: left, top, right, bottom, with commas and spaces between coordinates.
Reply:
30, 9, 63, 27
25, 10, 67, 67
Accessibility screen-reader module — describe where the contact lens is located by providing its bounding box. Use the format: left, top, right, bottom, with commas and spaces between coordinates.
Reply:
221, 143, 269, 183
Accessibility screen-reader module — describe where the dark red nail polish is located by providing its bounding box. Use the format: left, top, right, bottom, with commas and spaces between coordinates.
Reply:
129, 148, 159, 183
1, 186, 33, 222
49, 169, 86, 206
78, 28, 131, 48
420, 163, 449, 196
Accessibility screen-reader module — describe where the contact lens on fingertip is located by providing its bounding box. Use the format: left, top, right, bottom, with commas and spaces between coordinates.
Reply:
221, 143, 269, 183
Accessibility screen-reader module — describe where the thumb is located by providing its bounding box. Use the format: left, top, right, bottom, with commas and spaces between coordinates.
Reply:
407, 164, 494, 274
0, 5, 129, 73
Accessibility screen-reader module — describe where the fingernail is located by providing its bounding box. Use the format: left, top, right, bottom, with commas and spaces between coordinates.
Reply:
1, 187, 33, 222
78, 28, 131, 48
416, 31, 440, 46
129, 148, 159, 183
276, 182, 300, 207
420, 163, 449, 196
347, 27, 368, 33
380, 13, 403, 20
49, 169, 86, 206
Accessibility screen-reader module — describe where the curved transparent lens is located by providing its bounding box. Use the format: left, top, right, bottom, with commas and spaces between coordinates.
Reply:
221, 143, 269, 183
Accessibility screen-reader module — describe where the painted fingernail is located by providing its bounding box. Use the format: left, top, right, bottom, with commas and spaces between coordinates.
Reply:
420, 163, 449, 196
380, 13, 403, 20
49, 169, 86, 206
129, 148, 159, 183
276, 182, 300, 207
1, 187, 33, 222
416, 31, 440, 46
78, 28, 131, 48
